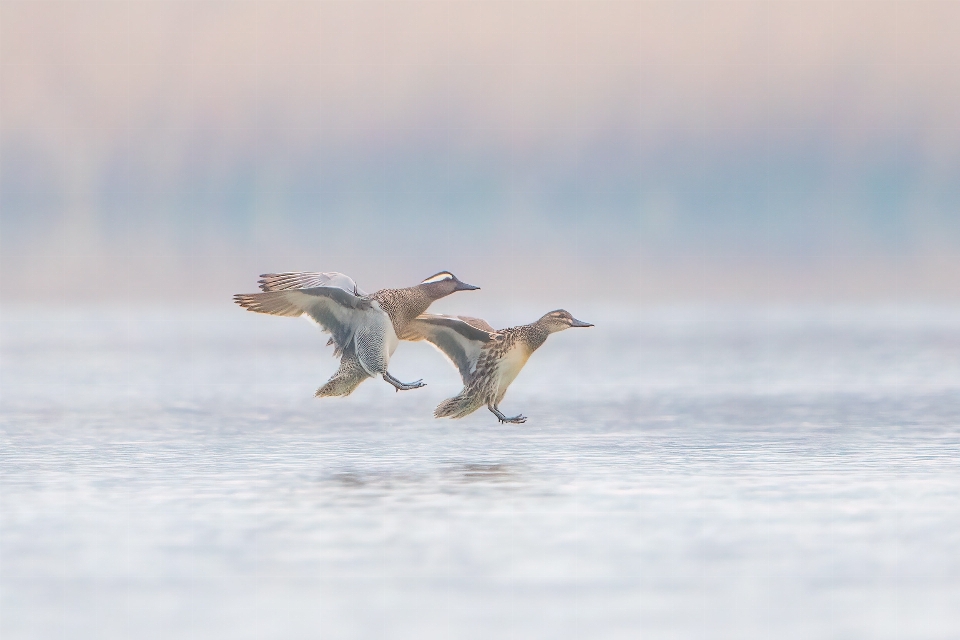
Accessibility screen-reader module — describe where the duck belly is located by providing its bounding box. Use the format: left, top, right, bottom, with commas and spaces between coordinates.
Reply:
386, 325, 400, 357
493, 344, 531, 402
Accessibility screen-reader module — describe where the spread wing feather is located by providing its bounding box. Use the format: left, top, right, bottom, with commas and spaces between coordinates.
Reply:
258, 271, 368, 296
406, 314, 493, 384
234, 286, 377, 356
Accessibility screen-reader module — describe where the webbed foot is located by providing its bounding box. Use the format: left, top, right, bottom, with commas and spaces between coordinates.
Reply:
490, 405, 527, 424
383, 371, 427, 392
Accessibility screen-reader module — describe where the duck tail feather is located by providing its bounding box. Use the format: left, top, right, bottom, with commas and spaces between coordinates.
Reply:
434, 392, 483, 419
315, 348, 370, 397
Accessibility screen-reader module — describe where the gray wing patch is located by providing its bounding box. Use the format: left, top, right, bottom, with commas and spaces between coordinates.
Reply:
407, 314, 492, 384
454, 316, 496, 334
297, 286, 369, 310
258, 271, 368, 296
233, 287, 373, 356
410, 314, 493, 342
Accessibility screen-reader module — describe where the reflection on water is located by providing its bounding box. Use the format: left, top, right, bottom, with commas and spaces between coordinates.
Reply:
453, 463, 518, 483
331, 472, 368, 488
2, 306, 960, 640
323, 463, 520, 493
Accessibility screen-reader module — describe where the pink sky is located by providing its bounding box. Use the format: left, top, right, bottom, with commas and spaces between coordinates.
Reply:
2, 1, 960, 303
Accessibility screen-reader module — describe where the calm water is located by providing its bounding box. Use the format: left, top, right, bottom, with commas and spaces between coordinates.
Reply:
2, 305, 960, 639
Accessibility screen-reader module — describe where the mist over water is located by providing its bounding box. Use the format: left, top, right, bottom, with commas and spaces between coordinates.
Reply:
3, 306, 960, 639
3, 1, 960, 302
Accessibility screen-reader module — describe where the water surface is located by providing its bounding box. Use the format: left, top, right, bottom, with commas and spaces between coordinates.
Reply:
2, 306, 960, 639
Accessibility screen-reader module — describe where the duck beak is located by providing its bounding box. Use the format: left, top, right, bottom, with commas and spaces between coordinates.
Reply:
570, 317, 593, 328
454, 281, 481, 291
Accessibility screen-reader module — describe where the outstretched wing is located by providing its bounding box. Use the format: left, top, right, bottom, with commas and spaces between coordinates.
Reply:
257, 271, 368, 297
406, 314, 493, 384
234, 286, 378, 356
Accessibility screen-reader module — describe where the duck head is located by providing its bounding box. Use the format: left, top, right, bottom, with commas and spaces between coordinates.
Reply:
537, 309, 594, 333
419, 271, 481, 299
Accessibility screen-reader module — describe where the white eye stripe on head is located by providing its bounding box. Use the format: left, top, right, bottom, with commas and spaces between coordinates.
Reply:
421, 272, 454, 284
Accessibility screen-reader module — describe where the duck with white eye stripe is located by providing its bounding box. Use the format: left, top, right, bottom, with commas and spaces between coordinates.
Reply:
407, 310, 593, 424
234, 271, 480, 397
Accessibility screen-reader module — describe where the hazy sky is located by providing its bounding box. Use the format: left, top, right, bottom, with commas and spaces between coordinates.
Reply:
2, 1, 959, 302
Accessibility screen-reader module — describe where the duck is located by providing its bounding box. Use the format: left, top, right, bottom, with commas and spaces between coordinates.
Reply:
407, 310, 593, 423
233, 271, 480, 397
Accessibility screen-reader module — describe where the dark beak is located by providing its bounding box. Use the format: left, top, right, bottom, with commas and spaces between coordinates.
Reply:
454, 280, 480, 291
570, 317, 593, 327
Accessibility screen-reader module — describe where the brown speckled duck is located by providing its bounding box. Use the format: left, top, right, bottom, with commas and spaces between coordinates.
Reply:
407, 310, 593, 423
234, 271, 480, 397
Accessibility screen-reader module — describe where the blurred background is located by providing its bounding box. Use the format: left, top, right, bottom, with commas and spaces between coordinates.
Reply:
5, 5, 960, 640
3, 0, 959, 306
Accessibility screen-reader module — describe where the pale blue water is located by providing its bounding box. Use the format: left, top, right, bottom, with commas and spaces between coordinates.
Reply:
2, 305, 960, 639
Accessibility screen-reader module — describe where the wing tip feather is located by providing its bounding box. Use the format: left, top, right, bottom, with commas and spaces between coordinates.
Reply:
232, 291, 304, 317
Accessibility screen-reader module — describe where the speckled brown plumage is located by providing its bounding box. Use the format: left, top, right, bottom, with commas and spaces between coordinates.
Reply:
433, 310, 592, 423
372, 287, 435, 339
315, 344, 368, 397
434, 324, 548, 419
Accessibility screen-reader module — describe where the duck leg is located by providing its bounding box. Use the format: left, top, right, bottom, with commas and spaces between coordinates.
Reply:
383, 371, 426, 392
489, 405, 527, 424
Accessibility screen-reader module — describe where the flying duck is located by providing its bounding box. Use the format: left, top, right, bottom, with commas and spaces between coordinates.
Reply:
234, 271, 480, 397
407, 310, 593, 423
